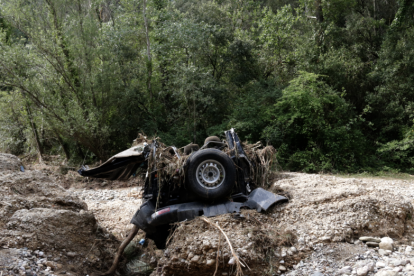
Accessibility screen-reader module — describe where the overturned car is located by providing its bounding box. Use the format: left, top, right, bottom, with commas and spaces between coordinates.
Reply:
78, 129, 287, 247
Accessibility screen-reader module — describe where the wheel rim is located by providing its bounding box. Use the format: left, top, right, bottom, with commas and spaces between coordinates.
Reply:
196, 159, 225, 189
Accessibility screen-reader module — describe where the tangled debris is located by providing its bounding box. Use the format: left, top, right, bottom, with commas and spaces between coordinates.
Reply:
140, 135, 279, 191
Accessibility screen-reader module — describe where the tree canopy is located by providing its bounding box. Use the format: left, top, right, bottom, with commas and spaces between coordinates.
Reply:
1, 0, 414, 173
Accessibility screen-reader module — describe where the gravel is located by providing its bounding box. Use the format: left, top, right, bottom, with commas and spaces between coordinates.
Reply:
70, 187, 143, 238
284, 239, 414, 275
0, 247, 73, 276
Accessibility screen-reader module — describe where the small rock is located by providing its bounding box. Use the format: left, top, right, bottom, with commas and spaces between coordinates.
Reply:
206, 259, 215, 266
338, 266, 352, 274
376, 261, 386, 268
311, 272, 324, 276
378, 249, 389, 256
392, 259, 402, 266
190, 255, 200, 263
66, 252, 77, 257
279, 265, 286, 271
366, 242, 380, 247
45, 261, 57, 269
381, 237, 394, 244
320, 236, 331, 242
155, 250, 163, 258
405, 265, 414, 271
374, 271, 398, 276
357, 266, 369, 276
379, 242, 393, 251
290, 246, 297, 253
400, 259, 409, 266
392, 266, 402, 272
406, 246, 413, 254
360, 237, 381, 243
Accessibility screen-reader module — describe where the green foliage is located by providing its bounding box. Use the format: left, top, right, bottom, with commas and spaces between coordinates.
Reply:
265, 72, 368, 172
0, 91, 27, 155
228, 79, 283, 142
0, 0, 412, 174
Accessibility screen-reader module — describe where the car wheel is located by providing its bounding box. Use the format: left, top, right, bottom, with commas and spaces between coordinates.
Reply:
204, 136, 221, 144
183, 143, 199, 155
186, 148, 235, 200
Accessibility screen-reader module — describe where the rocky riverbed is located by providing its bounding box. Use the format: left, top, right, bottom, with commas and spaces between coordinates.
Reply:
70, 187, 143, 239
2, 152, 414, 276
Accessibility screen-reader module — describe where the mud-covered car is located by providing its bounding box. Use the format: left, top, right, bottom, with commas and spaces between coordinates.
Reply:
78, 129, 287, 247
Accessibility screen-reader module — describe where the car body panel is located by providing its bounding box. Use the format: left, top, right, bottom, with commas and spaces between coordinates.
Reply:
77, 144, 148, 180
130, 187, 287, 233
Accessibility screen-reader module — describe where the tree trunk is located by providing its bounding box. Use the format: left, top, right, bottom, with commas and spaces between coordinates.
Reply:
143, 0, 153, 99
315, 0, 324, 23
54, 130, 71, 160
76, 143, 85, 160
25, 104, 43, 163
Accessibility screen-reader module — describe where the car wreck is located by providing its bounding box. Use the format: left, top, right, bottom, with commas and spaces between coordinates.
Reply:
78, 129, 288, 273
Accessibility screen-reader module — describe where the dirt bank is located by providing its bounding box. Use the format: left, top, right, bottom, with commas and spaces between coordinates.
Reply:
0, 154, 119, 276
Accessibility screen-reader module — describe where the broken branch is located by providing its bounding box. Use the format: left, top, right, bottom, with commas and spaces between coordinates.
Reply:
101, 225, 139, 276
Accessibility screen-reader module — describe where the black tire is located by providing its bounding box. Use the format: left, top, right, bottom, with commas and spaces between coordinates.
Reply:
186, 148, 235, 200
204, 136, 221, 144
183, 143, 199, 155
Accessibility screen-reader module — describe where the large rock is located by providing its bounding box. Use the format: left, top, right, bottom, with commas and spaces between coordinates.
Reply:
379, 237, 394, 251
360, 237, 381, 243
0, 153, 22, 172
379, 242, 393, 251
6, 208, 97, 253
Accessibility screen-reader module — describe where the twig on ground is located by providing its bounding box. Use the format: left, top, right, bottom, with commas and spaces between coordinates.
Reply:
201, 217, 244, 276
86, 240, 97, 256
251, 215, 263, 225
166, 221, 184, 246
213, 233, 221, 276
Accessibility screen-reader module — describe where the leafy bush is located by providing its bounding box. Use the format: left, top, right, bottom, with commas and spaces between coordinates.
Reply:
264, 72, 369, 172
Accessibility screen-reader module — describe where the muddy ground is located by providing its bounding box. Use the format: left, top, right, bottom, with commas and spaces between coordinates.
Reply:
1, 153, 414, 276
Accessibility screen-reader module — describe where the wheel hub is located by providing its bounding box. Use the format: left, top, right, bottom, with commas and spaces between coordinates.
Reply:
196, 159, 225, 189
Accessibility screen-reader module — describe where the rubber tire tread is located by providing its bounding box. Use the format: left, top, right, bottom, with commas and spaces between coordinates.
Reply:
184, 144, 199, 155
186, 148, 235, 201
204, 136, 221, 144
